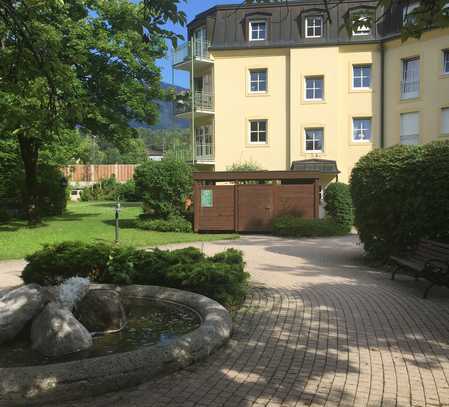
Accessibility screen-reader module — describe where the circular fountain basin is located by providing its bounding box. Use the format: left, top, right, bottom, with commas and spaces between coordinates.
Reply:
0, 285, 232, 406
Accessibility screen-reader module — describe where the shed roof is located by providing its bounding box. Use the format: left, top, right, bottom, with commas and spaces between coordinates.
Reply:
290, 159, 340, 174
193, 170, 320, 182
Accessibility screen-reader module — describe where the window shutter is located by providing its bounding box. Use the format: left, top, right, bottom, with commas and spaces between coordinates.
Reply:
400, 112, 420, 145
442, 108, 449, 134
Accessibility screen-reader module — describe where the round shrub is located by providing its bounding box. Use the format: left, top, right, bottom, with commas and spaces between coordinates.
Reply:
324, 182, 353, 232
350, 140, 449, 259
134, 158, 192, 219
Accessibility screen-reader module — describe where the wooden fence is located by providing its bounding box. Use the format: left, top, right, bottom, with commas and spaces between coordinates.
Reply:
63, 165, 136, 183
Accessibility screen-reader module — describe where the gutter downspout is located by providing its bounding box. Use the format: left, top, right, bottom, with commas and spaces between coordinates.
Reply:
191, 40, 196, 166
380, 41, 385, 149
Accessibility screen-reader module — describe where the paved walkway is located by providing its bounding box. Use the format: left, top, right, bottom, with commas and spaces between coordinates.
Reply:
3, 235, 449, 406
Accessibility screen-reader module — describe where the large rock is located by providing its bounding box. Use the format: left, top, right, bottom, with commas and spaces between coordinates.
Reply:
0, 284, 44, 344
31, 302, 93, 357
75, 289, 127, 335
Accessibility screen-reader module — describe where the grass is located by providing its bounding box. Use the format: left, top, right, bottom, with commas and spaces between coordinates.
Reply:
0, 202, 238, 261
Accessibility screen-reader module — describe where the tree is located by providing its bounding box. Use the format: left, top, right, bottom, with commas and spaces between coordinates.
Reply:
246, 0, 449, 39
0, 0, 186, 223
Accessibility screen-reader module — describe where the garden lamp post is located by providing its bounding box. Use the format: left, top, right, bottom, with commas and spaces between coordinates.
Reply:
115, 198, 121, 244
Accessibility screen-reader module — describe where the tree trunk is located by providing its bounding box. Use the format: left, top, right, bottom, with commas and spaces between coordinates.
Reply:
18, 135, 40, 225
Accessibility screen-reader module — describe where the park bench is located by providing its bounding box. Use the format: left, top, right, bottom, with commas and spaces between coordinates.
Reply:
390, 239, 449, 298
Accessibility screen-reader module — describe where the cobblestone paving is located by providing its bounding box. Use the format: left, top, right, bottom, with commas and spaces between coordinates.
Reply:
48, 235, 449, 406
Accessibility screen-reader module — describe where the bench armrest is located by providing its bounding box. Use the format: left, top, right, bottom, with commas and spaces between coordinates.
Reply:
425, 259, 449, 274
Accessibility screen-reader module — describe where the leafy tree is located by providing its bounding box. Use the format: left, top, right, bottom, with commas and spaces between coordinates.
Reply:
134, 158, 192, 219
246, 0, 449, 39
0, 0, 186, 223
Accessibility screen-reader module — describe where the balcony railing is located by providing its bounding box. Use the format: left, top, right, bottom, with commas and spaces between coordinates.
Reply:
196, 143, 215, 162
401, 80, 419, 99
176, 91, 214, 115
173, 40, 211, 66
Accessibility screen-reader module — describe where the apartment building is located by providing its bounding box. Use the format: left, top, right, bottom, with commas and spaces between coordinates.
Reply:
172, 0, 449, 185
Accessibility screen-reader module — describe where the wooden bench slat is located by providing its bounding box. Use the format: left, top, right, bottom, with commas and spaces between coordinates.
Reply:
390, 239, 449, 298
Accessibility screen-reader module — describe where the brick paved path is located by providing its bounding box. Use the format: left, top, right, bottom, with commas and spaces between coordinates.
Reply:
39, 236, 449, 406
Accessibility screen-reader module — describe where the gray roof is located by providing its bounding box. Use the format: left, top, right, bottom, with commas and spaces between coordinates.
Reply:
291, 159, 340, 174
188, 0, 403, 48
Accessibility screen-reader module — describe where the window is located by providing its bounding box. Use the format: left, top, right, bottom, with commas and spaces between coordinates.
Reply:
305, 128, 324, 152
352, 15, 371, 36
443, 50, 449, 74
305, 76, 324, 100
249, 120, 267, 144
353, 65, 372, 89
249, 20, 267, 41
249, 69, 267, 93
403, 2, 419, 25
400, 112, 420, 145
442, 108, 449, 135
305, 16, 323, 38
352, 118, 372, 142
401, 57, 420, 99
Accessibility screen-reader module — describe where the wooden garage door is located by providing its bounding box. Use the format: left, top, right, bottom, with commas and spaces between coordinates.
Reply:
277, 184, 316, 219
197, 185, 235, 231
237, 185, 274, 232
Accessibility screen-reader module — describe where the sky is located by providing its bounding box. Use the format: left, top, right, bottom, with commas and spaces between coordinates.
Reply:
157, 0, 236, 88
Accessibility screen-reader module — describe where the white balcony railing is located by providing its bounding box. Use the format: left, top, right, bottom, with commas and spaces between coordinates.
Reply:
173, 40, 211, 66
176, 91, 214, 115
196, 143, 215, 162
401, 80, 419, 99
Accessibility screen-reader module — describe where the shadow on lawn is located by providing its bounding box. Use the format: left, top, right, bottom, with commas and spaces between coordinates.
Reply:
83, 202, 142, 209
0, 211, 99, 232
102, 219, 139, 229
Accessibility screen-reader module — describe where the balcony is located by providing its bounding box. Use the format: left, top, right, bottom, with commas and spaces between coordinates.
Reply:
170, 143, 215, 164
196, 142, 215, 164
172, 40, 213, 73
400, 80, 419, 100
175, 91, 215, 119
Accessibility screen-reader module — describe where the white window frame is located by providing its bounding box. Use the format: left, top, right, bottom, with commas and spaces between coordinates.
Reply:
352, 15, 371, 36
353, 64, 372, 89
305, 16, 323, 38
249, 120, 268, 144
304, 128, 324, 153
352, 118, 372, 142
401, 57, 420, 100
304, 76, 324, 101
249, 20, 267, 41
400, 112, 420, 145
249, 69, 268, 93
441, 107, 449, 135
443, 49, 449, 75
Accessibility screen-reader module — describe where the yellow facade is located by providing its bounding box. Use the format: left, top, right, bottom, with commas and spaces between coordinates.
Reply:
384, 29, 449, 147
212, 44, 381, 183
178, 27, 449, 184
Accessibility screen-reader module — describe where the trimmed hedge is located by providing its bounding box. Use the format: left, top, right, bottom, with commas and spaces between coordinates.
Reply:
135, 214, 192, 233
272, 216, 348, 238
22, 242, 249, 306
324, 182, 353, 232
350, 140, 449, 259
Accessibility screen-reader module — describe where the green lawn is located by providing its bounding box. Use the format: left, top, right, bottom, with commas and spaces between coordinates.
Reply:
0, 202, 238, 261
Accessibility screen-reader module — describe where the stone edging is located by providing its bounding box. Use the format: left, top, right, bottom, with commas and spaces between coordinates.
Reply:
0, 285, 232, 406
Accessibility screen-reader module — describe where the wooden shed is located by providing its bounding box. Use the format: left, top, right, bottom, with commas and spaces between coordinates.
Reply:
193, 171, 322, 233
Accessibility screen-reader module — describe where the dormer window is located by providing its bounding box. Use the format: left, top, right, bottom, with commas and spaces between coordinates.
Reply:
403, 2, 420, 25
249, 20, 267, 41
305, 16, 323, 38
352, 15, 371, 36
